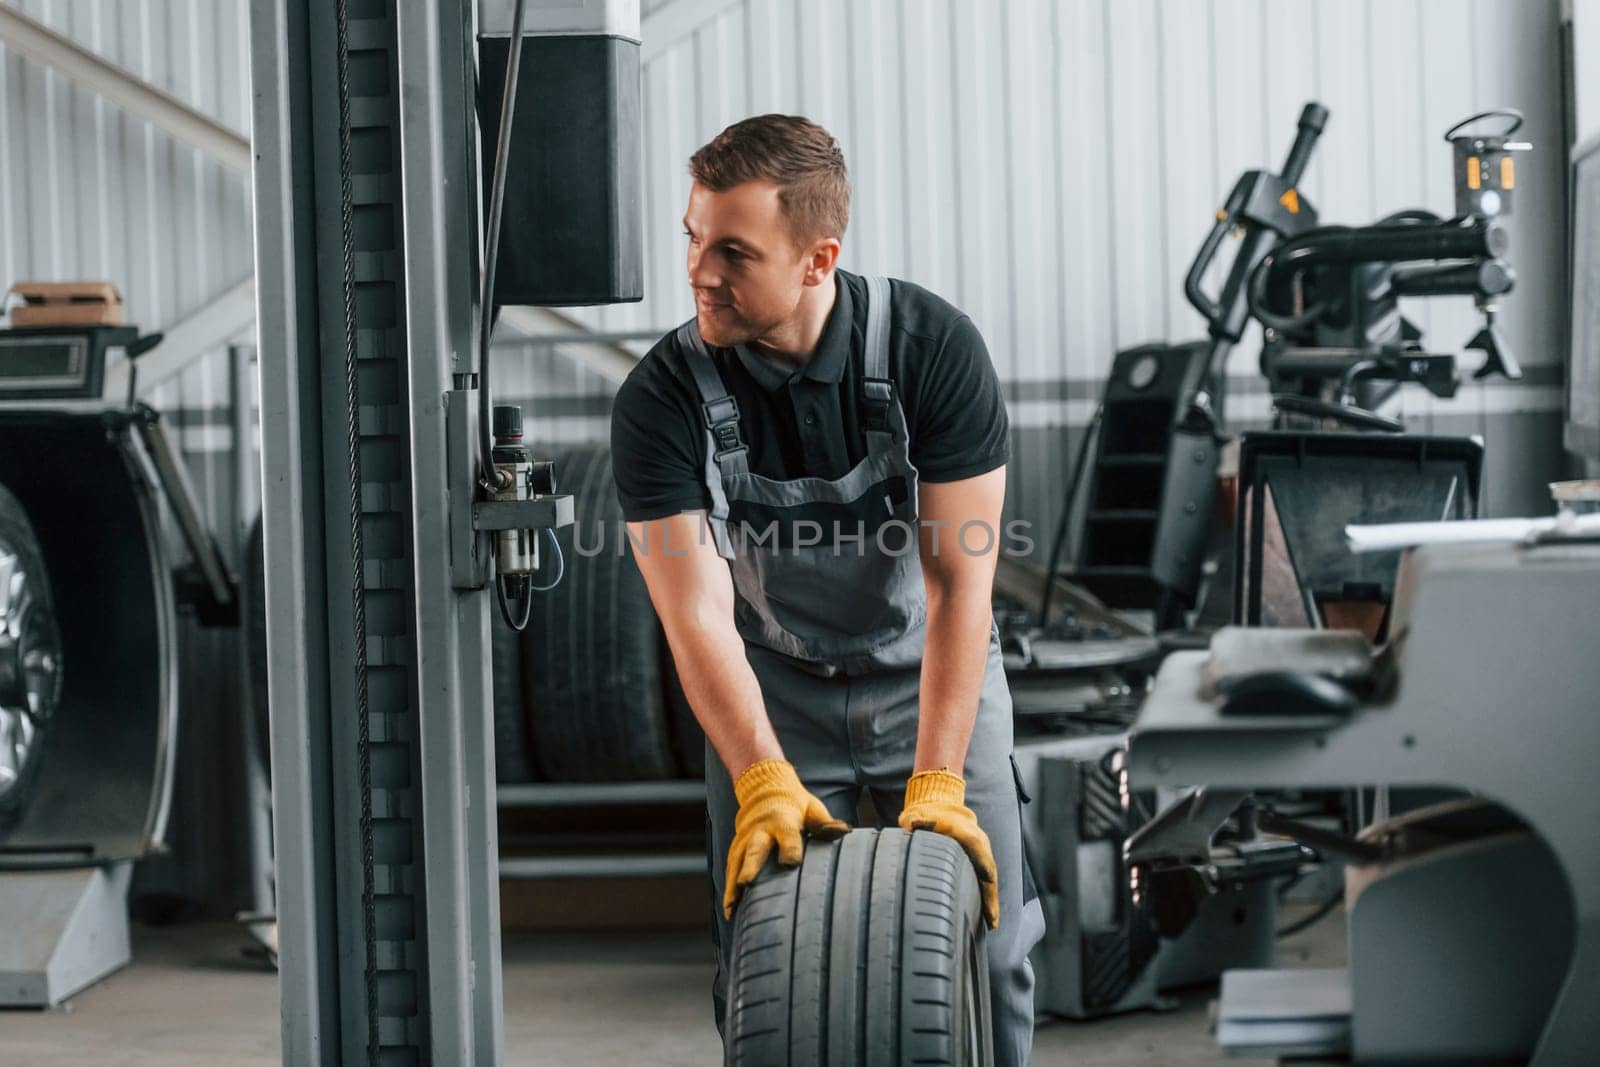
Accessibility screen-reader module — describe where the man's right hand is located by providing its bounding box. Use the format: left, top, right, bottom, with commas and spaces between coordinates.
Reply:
723, 758, 849, 919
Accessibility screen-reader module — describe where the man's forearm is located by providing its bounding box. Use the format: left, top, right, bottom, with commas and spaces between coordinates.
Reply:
627, 514, 784, 779
665, 607, 784, 778
912, 467, 1007, 776
913, 581, 994, 774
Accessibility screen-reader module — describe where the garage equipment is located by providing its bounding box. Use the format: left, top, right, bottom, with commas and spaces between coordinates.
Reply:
477, 3, 643, 307
1233, 432, 1482, 631
1126, 537, 1600, 1064
1148, 104, 1532, 628
0, 318, 234, 1006
1446, 108, 1530, 221
250, 0, 641, 1058
1012, 733, 1303, 1020
1050, 343, 1211, 614
1250, 205, 1524, 418
1148, 102, 1329, 627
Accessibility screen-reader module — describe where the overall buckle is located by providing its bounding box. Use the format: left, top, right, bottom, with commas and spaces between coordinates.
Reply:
702, 396, 746, 456
861, 376, 893, 433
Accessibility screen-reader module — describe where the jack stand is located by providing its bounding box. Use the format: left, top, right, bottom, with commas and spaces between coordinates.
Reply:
0, 862, 133, 1007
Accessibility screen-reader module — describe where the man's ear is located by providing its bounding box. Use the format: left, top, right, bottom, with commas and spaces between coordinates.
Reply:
802, 238, 841, 286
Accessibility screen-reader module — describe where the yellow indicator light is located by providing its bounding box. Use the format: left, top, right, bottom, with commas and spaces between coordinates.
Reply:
1467, 157, 1481, 190
1279, 188, 1300, 214
1501, 156, 1515, 189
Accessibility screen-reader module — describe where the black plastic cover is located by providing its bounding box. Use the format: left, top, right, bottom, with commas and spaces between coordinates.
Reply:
479, 34, 643, 307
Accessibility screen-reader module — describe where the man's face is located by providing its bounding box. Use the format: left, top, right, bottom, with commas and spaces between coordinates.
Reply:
684, 180, 811, 347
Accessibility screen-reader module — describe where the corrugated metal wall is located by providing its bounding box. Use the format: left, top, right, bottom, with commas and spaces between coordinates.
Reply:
0, 0, 257, 914
502, 0, 1570, 526
0, 0, 1576, 907
0, 0, 256, 541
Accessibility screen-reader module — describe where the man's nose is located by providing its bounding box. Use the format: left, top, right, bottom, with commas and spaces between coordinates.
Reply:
687, 247, 720, 290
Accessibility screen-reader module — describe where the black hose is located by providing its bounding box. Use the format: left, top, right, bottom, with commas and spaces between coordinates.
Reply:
1037, 406, 1103, 629
479, 0, 530, 490
497, 574, 533, 630
1248, 214, 1489, 334
1443, 107, 1523, 142
1276, 886, 1345, 938
495, 528, 566, 629
1248, 247, 1333, 333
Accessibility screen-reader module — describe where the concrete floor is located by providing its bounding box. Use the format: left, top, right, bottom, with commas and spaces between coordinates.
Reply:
0, 909, 1346, 1065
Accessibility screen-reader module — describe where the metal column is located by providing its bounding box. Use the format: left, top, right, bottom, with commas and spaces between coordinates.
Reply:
250, 0, 502, 1061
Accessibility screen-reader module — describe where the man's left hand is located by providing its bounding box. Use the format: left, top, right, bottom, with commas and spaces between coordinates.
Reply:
898, 768, 999, 929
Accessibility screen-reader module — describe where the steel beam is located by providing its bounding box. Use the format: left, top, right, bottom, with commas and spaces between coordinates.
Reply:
392, 0, 506, 1059
0, 2, 250, 173
251, 0, 502, 1061
248, 0, 339, 1056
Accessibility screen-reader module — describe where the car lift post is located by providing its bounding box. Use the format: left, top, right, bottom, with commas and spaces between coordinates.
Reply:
250, 0, 504, 1061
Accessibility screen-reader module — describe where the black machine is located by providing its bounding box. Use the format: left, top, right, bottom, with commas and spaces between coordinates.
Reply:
0, 325, 162, 402
1146, 104, 1530, 629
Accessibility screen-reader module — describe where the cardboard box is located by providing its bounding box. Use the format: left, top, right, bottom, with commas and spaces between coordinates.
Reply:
6, 281, 125, 327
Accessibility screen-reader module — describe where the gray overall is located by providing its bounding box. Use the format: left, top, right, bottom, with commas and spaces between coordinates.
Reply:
676, 275, 1045, 1066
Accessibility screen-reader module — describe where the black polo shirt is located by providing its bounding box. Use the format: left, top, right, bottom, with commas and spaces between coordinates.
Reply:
609, 269, 1009, 523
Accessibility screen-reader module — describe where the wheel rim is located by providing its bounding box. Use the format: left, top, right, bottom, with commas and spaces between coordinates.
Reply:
0, 545, 61, 803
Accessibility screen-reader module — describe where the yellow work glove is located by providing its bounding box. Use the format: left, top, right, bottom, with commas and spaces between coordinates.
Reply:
724, 759, 849, 919
899, 768, 1000, 930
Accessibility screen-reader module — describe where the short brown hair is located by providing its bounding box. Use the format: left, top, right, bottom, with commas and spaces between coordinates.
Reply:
689, 114, 851, 244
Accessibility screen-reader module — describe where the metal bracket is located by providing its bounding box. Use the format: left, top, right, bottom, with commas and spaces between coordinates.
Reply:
448, 387, 576, 585
1125, 787, 1251, 868
471, 495, 574, 532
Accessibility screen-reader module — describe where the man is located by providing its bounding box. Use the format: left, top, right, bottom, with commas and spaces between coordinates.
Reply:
610, 114, 1044, 1065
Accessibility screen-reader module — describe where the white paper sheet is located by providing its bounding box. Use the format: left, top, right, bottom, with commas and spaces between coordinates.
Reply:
1344, 513, 1600, 554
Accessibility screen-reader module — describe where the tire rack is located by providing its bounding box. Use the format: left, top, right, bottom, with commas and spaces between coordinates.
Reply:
496, 781, 709, 880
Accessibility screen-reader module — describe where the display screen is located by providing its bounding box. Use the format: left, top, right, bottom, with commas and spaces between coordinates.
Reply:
0, 339, 85, 386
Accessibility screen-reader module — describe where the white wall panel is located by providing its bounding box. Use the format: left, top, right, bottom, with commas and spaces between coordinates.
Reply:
1, 0, 1571, 515
544, 0, 1565, 521
605, 0, 1564, 374
1, 0, 255, 437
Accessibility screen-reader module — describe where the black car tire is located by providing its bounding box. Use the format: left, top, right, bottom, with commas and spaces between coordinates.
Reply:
490, 605, 535, 783
518, 446, 677, 780
725, 827, 994, 1067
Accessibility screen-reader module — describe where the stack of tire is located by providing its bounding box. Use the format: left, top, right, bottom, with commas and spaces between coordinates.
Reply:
246, 446, 703, 785
497, 445, 703, 783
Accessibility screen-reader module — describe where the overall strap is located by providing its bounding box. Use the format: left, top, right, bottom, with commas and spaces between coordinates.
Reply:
861, 275, 896, 440
675, 321, 746, 560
